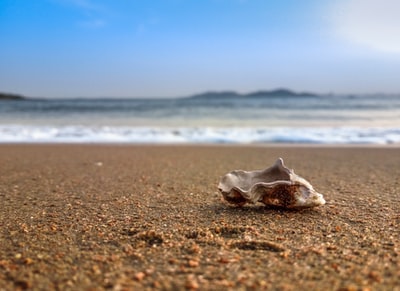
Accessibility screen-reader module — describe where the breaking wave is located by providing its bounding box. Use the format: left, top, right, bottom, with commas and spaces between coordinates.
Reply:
1, 125, 399, 144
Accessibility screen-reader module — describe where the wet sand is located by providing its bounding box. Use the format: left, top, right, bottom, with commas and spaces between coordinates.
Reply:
0, 145, 399, 290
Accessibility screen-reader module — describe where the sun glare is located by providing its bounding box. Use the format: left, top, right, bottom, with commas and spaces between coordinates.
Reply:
331, 0, 400, 53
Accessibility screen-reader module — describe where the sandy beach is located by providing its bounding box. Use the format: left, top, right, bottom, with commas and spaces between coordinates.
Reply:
0, 144, 399, 290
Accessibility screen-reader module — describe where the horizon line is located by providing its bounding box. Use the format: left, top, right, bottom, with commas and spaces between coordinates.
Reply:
3, 89, 400, 100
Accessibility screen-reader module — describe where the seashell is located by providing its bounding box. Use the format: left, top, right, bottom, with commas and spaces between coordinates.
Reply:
218, 158, 325, 209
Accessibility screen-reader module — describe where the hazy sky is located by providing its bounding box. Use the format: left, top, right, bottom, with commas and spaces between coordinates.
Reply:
1, 0, 400, 98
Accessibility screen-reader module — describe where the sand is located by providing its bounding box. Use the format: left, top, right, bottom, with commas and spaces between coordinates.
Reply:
0, 144, 399, 290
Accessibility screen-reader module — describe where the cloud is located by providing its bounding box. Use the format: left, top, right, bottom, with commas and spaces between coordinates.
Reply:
55, 0, 101, 11
51, 0, 101, 12
330, 0, 400, 53
52, 0, 108, 29
78, 19, 106, 28
136, 17, 160, 36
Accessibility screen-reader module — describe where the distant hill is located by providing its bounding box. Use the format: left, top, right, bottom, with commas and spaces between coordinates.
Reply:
246, 89, 318, 97
188, 91, 241, 99
188, 89, 319, 99
0, 92, 25, 100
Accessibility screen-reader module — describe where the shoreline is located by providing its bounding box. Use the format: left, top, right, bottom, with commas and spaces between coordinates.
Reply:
1, 142, 400, 148
1, 145, 399, 290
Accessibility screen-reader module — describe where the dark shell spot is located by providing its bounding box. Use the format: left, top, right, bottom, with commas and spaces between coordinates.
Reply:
261, 184, 298, 207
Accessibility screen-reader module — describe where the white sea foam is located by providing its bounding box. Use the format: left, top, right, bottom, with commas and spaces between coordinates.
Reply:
1, 125, 399, 144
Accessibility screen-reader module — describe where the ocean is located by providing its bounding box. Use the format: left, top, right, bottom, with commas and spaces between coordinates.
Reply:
1, 94, 400, 144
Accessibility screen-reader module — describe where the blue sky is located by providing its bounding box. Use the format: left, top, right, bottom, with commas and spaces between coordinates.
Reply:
1, 0, 400, 97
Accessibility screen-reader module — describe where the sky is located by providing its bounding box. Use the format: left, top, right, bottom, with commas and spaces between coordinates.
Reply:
1, 0, 400, 98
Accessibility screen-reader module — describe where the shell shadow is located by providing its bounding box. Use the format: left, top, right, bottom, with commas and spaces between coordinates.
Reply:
209, 203, 323, 217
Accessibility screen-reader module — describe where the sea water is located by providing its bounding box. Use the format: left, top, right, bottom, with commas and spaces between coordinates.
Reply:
1, 94, 400, 144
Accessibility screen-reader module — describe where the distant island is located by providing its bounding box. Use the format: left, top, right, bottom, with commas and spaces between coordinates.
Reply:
187, 88, 319, 99
0, 92, 25, 100
246, 89, 318, 97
